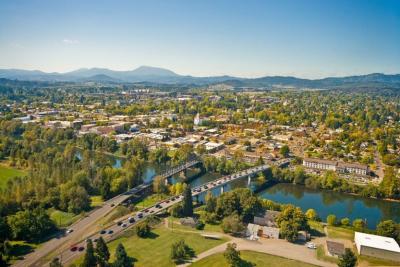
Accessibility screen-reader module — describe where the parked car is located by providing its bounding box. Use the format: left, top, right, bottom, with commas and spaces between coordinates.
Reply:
306, 242, 317, 249
66, 229, 73, 234
78, 247, 85, 251
70, 246, 78, 252
108, 230, 114, 234
100, 230, 106, 234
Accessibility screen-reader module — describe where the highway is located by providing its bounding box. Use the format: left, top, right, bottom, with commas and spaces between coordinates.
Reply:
13, 183, 151, 267
53, 164, 270, 267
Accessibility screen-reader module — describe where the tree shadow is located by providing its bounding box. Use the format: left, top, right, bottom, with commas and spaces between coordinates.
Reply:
10, 243, 35, 259
143, 231, 159, 239
238, 259, 255, 267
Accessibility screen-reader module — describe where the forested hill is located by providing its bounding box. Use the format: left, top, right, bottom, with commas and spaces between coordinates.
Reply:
0, 70, 400, 90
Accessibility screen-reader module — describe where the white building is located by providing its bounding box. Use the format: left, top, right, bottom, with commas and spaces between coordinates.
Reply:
303, 158, 369, 176
355, 232, 400, 262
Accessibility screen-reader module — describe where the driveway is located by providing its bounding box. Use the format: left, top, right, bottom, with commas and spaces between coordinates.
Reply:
180, 236, 336, 267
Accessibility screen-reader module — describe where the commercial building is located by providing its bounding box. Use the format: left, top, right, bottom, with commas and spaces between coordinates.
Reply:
355, 232, 400, 262
303, 158, 369, 176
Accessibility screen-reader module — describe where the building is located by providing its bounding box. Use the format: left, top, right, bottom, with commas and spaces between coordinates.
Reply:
355, 232, 400, 262
246, 223, 280, 240
303, 158, 369, 176
254, 210, 281, 227
326, 241, 345, 257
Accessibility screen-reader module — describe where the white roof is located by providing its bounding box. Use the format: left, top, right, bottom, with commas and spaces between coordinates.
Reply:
355, 232, 400, 253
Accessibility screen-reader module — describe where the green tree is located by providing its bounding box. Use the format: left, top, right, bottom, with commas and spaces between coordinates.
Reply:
223, 243, 241, 267
305, 209, 317, 221
50, 257, 63, 267
376, 220, 398, 240
95, 237, 110, 265
113, 243, 132, 267
81, 239, 97, 267
170, 239, 192, 263
327, 214, 337, 226
205, 191, 217, 213
280, 145, 290, 158
340, 218, 350, 226
134, 221, 150, 238
152, 175, 168, 194
338, 248, 357, 267
7, 208, 56, 241
352, 219, 365, 230
182, 185, 193, 217
221, 214, 245, 236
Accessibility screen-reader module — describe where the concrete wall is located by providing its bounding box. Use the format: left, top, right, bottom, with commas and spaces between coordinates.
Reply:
360, 246, 400, 262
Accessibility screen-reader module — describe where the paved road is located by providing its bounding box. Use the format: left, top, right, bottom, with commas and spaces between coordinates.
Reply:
180, 236, 335, 267
13, 183, 151, 267
50, 165, 271, 266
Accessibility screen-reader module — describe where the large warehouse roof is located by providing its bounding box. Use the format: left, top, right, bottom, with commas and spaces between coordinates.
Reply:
355, 232, 400, 252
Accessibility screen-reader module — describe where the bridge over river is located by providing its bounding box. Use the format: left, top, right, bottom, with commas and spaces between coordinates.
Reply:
44, 164, 271, 267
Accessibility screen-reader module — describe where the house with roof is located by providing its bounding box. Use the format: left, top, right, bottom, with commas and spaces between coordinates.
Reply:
355, 232, 400, 262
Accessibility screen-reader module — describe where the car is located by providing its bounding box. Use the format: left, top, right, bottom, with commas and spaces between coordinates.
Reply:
100, 230, 106, 234
137, 213, 143, 218
108, 230, 114, 234
110, 203, 115, 207
150, 210, 154, 213
144, 209, 149, 213
121, 223, 127, 228
70, 246, 78, 252
117, 221, 123, 226
203, 185, 208, 189
93, 238, 98, 242
128, 217, 135, 223
78, 247, 85, 252
165, 200, 170, 203
66, 229, 73, 234
155, 204, 162, 209
306, 242, 317, 249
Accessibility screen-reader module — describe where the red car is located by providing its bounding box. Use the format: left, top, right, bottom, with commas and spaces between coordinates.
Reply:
70, 246, 78, 252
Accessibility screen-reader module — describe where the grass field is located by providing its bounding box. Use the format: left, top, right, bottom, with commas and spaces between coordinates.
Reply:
316, 245, 339, 264
326, 226, 354, 240
190, 250, 317, 267
48, 208, 82, 227
73, 226, 228, 267
134, 194, 169, 209
0, 164, 27, 189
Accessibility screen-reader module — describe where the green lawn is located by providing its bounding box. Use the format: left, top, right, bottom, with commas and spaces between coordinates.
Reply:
167, 216, 223, 233
0, 164, 27, 189
134, 194, 169, 209
326, 226, 354, 240
74, 226, 228, 267
48, 208, 82, 227
358, 255, 400, 266
316, 245, 339, 264
190, 250, 317, 267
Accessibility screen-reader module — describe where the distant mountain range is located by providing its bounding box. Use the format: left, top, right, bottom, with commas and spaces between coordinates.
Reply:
0, 66, 399, 89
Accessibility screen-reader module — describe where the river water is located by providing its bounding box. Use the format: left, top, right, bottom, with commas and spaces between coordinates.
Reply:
77, 151, 400, 229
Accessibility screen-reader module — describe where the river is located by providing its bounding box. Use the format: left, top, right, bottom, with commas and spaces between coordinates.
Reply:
76, 150, 400, 229
258, 183, 400, 229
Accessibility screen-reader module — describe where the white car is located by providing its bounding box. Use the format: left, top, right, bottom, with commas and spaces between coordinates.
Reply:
306, 242, 317, 249
66, 229, 73, 234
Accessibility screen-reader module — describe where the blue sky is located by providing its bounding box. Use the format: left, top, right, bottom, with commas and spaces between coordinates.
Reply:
0, 0, 399, 78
